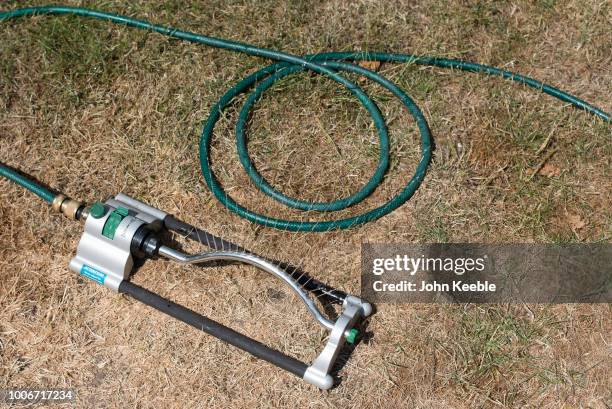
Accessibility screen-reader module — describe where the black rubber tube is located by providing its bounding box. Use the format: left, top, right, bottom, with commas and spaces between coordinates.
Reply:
118, 281, 308, 378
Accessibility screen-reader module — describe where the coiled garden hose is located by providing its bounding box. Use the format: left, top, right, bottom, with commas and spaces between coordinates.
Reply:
0, 6, 610, 231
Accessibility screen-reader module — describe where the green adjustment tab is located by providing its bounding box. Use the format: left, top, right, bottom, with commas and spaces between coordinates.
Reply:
102, 207, 129, 239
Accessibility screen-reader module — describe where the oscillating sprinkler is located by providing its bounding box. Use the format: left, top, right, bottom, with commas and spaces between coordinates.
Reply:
47, 190, 371, 390
1, 4, 609, 392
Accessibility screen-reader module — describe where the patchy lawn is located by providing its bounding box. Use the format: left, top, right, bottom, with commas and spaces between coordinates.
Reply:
1, 0, 610, 408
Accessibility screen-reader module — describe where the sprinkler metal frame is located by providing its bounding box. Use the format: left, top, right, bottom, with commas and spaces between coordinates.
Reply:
68, 193, 372, 389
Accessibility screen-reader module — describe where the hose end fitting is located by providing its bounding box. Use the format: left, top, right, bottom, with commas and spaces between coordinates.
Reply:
52, 194, 84, 220
51, 194, 66, 213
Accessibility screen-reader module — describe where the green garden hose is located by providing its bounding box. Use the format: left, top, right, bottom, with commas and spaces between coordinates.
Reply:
0, 6, 610, 231
0, 162, 56, 203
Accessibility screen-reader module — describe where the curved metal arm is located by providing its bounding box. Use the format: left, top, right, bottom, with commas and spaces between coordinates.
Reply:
158, 245, 334, 330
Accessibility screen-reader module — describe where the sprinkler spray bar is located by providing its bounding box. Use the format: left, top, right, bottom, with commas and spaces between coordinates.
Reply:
6, 169, 371, 389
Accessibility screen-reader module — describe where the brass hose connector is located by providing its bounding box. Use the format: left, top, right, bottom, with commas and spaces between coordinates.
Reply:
52, 194, 83, 220
51, 194, 66, 213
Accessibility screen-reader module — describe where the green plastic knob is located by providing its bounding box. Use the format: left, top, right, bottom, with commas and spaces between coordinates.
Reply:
89, 202, 106, 219
102, 207, 129, 239
345, 328, 359, 344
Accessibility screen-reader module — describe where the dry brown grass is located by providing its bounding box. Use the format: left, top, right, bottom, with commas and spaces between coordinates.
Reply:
1, 0, 610, 408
